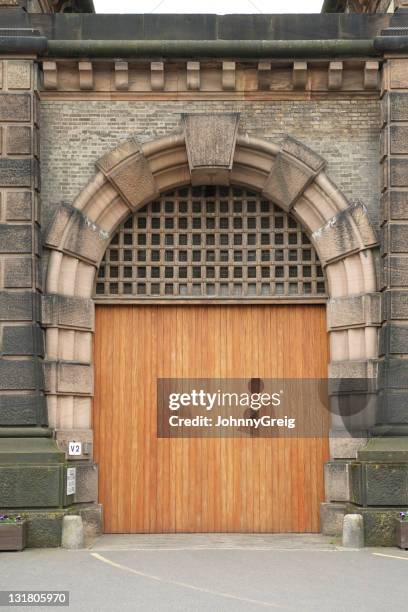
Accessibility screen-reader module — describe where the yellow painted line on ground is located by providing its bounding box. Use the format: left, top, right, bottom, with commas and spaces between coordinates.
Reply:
91, 551, 290, 609
373, 552, 408, 561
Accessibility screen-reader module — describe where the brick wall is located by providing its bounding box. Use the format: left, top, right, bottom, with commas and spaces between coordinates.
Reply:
40, 99, 381, 233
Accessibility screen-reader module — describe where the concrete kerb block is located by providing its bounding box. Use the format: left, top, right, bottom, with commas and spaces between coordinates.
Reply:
342, 514, 364, 549
61, 515, 84, 549
324, 461, 351, 502
320, 502, 346, 536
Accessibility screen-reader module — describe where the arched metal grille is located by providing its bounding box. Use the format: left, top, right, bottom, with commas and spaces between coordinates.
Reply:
94, 185, 326, 301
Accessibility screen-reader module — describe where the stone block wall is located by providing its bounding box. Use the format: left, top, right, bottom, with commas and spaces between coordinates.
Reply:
0, 60, 46, 427
40, 99, 381, 235
379, 59, 408, 430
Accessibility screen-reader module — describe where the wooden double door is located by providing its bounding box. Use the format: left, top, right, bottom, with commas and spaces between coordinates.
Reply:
93, 304, 329, 533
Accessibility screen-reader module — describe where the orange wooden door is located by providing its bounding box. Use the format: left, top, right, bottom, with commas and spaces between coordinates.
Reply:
93, 304, 329, 533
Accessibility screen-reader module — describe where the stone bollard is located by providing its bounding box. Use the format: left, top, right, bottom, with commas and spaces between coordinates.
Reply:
342, 513, 364, 549
61, 515, 84, 549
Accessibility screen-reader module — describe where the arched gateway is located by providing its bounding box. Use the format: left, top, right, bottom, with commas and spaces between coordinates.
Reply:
44, 115, 380, 533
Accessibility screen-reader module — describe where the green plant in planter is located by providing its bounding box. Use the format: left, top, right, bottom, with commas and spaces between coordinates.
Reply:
0, 515, 23, 524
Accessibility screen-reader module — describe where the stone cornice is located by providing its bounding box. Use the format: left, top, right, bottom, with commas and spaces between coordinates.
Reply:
40, 58, 381, 96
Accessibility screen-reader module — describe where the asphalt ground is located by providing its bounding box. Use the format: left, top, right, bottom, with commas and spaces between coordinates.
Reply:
0, 534, 407, 611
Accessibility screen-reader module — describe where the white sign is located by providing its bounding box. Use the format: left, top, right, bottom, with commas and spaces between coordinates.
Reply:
66, 467, 76, 496
68, 441, 82, 456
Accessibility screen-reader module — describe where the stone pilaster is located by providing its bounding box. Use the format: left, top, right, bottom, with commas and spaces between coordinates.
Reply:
0, 59, 46, 428
0, 25, 91, 546
378, 56, 408, 433
326, 39, 408, 548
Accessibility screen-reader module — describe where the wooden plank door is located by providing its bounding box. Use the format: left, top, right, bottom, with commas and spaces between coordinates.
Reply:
93, 304, 329, 533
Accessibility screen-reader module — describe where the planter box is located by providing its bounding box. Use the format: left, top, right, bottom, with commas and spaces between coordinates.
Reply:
396, 519, 408, 550
0, 521, 27, 551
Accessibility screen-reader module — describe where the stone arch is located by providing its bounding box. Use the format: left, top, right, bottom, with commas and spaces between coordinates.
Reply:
43, 114, 380, 459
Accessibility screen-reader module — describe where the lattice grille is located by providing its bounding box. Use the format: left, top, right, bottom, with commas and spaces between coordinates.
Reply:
94, 185, 326, 300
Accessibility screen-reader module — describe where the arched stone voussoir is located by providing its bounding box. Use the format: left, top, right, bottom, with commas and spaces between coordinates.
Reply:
46, 203, 111, 266
96, 137, 159, 211
262, 136, 326, 213
183, 113, 240, 185
312, 201, 379, 267
43, 127, 381, 465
